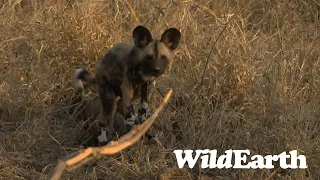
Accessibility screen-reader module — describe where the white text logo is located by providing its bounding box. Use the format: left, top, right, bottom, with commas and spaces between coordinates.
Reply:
173, 149, 307, 169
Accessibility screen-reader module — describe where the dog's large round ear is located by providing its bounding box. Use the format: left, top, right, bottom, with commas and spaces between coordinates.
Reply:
160, 28, 181, 50
133, 26, 153, 49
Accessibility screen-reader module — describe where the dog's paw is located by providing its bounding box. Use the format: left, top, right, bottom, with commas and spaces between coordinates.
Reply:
97, 127, 109, 146
138, 107, 146, 116
138, 103, 153, 124
138, 102, 149, 114
125, 113, 139, 126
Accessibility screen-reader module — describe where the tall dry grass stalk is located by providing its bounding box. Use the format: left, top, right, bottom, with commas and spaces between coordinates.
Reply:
0, 0, 319, 179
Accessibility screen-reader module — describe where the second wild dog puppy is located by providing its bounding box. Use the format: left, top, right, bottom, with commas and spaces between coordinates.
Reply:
75, 25, 181, 145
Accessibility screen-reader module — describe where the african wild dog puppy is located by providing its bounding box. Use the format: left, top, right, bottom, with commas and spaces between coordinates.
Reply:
74, 25, 181, 146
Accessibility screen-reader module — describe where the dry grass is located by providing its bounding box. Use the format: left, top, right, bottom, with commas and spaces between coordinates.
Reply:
1, 0, 320, 179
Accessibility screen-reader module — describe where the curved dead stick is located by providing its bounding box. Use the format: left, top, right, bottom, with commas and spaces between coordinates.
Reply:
48, 89, 173, 180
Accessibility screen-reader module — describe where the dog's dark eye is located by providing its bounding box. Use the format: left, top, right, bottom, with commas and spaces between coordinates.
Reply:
161, 55, 167, 60
146, 54, 153, 60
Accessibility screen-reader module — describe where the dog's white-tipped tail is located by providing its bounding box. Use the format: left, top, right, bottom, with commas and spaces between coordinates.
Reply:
74, 68, 85, 91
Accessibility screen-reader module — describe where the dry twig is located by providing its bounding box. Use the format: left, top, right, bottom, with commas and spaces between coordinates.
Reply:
48, 89, 173, 180
197, 2, 254, 89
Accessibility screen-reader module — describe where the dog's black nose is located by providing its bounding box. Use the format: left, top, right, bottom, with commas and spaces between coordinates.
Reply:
153, 67, 161, 74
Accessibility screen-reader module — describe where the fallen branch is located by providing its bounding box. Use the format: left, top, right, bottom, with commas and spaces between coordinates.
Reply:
48, 89, 173, 180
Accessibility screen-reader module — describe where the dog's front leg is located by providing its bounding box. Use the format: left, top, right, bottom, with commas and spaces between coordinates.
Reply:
138, 82, 152, 123
121, 76, 137, 129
